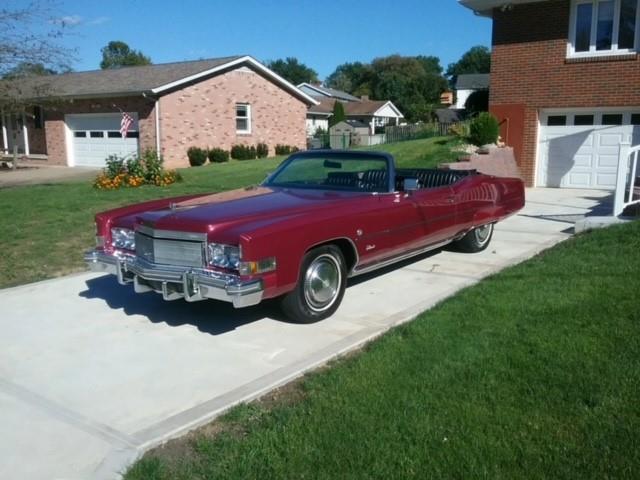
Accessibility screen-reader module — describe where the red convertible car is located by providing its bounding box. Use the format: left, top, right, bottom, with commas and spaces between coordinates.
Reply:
85, 150, 524, 323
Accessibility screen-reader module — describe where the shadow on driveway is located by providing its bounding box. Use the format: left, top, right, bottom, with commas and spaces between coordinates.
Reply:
79, 275, 285, 335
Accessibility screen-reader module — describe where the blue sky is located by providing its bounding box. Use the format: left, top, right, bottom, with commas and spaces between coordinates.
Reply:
52, 0, 491, 79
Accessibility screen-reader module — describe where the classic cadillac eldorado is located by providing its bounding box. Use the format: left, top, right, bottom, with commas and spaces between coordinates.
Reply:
85, 150, 525, 323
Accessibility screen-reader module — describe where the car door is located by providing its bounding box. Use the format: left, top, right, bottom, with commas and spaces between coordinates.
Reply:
353, 192, 427, 267
409, 185, 459, 244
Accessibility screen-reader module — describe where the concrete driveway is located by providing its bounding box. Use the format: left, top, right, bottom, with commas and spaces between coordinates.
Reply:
0, 166, 99, 188
0, 188, 612, 480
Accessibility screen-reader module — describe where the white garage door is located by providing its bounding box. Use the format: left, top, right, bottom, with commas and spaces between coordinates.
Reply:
538, 110, 640, 189
66, 113, 139, 167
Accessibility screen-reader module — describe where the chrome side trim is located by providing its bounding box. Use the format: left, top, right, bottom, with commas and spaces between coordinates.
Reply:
350, 239, 452, 277
135, 224, 208, 242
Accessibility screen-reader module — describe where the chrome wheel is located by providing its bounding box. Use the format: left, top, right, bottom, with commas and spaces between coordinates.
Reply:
303, 253, 342, 312
473, 224, 493, 246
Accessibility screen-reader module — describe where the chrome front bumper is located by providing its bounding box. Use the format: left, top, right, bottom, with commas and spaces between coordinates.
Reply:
84, 250, 263, 308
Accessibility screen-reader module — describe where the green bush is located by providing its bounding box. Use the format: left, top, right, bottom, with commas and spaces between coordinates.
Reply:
275, 144, 291, 155
230, 144, 257, 160
208, 148, 229, 163
256, 143, 269, 158
141, 149, 164, 182
468, 112, 499, 147
187, 147, 208, 166
105, 155, 126, 178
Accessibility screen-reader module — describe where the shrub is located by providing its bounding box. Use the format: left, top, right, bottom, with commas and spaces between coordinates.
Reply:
208, 148, 229, 163
275, 144, 291, 155
230, 144, 257, 160
256, 143, 269, 158
105, 155, 125, 178
93, 150, 181, 190
448, 122, 469, 138
468, 112, 499, 147
187, 146, 208, 166
141, 149, 164, 182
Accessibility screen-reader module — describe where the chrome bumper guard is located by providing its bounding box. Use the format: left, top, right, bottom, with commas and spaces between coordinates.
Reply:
84, 250, 263, 308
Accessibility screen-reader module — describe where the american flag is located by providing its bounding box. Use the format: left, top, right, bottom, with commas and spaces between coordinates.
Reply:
120, 112, 133, 138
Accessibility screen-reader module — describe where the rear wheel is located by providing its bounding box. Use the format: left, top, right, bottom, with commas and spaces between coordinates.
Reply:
281, 245, 346, 323
454, 223, 494, 253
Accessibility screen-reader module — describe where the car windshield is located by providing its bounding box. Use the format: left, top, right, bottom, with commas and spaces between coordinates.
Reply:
265, 154, 390, 193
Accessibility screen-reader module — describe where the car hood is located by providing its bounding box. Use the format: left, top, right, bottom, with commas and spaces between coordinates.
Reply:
134, 186, 370, 237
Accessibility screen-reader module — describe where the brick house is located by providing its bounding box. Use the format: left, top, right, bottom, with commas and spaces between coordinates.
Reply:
0, 55, 317, 168
460, 0, 640, 188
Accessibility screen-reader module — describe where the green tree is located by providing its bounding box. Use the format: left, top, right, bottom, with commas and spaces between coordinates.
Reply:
329, 101, 346, 127
446, 45, 491, 84
325, 61, 374, 96
266, 57, 318, 85
100, 41, 151, 69
371, 55, 448, 122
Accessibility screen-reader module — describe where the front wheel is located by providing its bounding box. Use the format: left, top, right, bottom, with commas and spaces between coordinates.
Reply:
453, 223, 494, 253
280, 245, 346, 323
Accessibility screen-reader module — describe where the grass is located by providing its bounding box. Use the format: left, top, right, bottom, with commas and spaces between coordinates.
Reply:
0, 136, 463, 288
125, 221, 640, 480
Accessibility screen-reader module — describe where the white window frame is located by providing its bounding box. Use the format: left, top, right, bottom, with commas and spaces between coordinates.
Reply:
567, 0, 640, 58
235, 103, 251, 134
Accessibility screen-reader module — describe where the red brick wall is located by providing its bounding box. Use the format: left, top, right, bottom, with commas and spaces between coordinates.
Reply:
158, 67, 308, 168
43, 97, 156, 166
490, 0, 640, 185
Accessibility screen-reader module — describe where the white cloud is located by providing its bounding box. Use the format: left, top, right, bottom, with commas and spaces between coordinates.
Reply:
52, 15, 83, 26
86, 16, 110, 26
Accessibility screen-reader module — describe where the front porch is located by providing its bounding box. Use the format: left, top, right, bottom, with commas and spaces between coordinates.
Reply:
1, 108, 47, 158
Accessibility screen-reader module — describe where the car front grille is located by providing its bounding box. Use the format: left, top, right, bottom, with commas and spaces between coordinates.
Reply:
135, 231, 205, 268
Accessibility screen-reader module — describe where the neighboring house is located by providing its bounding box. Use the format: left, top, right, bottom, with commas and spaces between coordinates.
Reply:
297, 83, 362, 102
460, 0, 640, 188
297, 83, 404, 135
454, 73, 490, 110
0, 55, 317, 168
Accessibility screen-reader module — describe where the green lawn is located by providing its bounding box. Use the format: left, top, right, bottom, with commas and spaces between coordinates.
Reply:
0, 136, 462, 288
126, 221, 640, 480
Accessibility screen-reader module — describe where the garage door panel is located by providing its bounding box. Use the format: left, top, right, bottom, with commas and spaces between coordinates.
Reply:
595, 173, 617, 187
599, 132, 624, 146
572, 154, 593, 167
596, 154, 619, 168
567, 172, 592, 187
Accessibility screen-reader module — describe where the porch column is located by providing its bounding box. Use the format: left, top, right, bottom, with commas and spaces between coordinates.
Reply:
1, 110, 8, 154
395, 117, 400, 126
370, 118, 375, 135
21, 111, 29, 156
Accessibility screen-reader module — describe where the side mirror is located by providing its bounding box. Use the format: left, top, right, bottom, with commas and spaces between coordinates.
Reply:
403, 177, 420, 192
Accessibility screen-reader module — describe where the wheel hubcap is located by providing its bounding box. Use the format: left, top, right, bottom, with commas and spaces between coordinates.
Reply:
474, 224, 492, 245
304, 254, 341, 312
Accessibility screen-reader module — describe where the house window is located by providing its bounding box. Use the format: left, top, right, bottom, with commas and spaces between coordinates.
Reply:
236, 103, 251, 133
602, 113, 624, 124
569, 0, 639, 56
631, 113, 640, 124
574, 114, 595, 125
547, 115, 567, 126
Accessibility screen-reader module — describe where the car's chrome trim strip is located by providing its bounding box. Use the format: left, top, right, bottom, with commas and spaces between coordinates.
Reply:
135, 225, 208, 242
350, 239, 451, 277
